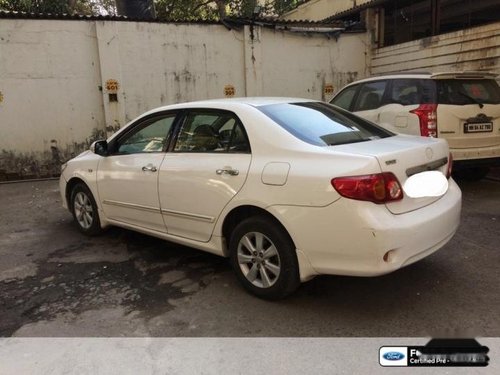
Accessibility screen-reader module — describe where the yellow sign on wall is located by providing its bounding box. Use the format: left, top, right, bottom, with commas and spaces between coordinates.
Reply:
0, 91, 4, 103
324, 84, 334, 95
105, 79, 119, 93
224, 85, 235, 97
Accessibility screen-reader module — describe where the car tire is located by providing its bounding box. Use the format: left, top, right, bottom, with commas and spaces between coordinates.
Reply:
229, 216, 300, 300
453, 167, 490, 181
70, 183, 102, 236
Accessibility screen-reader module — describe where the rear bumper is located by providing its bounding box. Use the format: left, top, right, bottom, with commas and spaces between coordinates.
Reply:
450, 144, 500, 167
452, 156, 500, 170
269, 179, 462, 280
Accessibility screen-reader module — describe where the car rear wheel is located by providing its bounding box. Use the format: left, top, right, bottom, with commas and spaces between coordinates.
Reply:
229, 216, 300, 299
70, 183, 102, 236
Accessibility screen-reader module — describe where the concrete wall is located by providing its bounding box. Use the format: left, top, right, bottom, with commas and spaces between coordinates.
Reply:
370, 22, 500, 76
0, 20, 105, 180
0, 19, 367, 181
283, 0, 373, 21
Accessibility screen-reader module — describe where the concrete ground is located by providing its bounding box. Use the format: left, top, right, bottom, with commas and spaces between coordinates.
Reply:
1, 172, 499, 337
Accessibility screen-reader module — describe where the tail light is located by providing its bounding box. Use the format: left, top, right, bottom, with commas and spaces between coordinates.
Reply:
410, 104, 438, 137
446, 152, 453, 179
331, 172, 403, 204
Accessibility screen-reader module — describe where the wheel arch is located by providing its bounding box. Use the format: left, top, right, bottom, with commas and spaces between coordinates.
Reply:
65, 176, 103, 214
65, 177, 88, 208
220, 205, 295, 257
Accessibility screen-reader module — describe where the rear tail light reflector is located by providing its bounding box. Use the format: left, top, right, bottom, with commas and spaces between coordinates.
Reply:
410, 104, 438, 137
331, 172, 403, 204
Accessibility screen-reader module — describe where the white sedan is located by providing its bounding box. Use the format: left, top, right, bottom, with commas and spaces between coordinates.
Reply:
60, 98, 461, 299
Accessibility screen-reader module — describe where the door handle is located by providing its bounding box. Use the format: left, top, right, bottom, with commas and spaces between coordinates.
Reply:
142, 164, 157, 172
216, 168, 239, 176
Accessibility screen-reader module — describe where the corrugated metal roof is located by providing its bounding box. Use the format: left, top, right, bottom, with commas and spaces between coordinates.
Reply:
226, 16, 345, 28
0, 10, 346, 28
322, 0, 388, 21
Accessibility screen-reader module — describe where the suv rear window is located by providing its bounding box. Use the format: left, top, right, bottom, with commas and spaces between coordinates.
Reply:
258, 102, 393, 146
437, 79, 500, 105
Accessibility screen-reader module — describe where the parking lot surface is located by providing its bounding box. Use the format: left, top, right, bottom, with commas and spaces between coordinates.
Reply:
1, 173, 499, 337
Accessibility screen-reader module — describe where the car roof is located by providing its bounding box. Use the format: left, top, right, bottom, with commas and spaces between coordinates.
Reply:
146, 97, 315, 113
116, 97, 318, 133
341, 71, 498, 86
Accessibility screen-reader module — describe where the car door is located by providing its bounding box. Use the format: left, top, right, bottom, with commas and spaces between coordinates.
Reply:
158, 109, 251, 242
97, 112, 178, 232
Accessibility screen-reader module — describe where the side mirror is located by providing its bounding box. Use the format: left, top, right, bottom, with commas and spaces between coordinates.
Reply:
90, 140, 108, 156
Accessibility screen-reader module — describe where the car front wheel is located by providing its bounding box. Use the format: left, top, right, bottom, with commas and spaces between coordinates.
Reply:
229, 216, 300, 299
70, 183, 102, 236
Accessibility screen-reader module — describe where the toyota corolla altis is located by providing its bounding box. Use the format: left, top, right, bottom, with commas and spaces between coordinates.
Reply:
60, 98, 461, 299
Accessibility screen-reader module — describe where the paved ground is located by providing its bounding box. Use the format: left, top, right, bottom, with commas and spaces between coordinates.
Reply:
1, 172, 499, 337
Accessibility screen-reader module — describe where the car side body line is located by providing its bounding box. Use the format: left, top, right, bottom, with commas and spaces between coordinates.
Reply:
102, 199, 160, 213
160, 208, 215, 223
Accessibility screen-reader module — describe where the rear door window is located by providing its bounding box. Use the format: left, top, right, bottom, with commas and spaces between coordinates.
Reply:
173, 111, 250, 153
353, 81, 387, 111
436, 79, 500, 105
389, 79, 436, 105
258, 102, 393, 146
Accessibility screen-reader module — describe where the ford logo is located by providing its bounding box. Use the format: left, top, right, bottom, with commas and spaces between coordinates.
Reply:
383, 352, 405, 361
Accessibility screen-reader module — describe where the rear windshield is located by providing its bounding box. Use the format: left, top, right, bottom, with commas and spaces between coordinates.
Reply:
258, 102, 393, 146
436, 79, 500, 105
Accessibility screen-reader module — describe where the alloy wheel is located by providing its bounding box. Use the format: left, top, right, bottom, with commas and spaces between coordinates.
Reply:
73, 191, 94, 229
237, 232, 281, 288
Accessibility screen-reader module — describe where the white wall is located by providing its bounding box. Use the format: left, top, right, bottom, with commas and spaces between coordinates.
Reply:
0, 19, 367, 180
0, 20, 104, 179
257, 27, 366, 98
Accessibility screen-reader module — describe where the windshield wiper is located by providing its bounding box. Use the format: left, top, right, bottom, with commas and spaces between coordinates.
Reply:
458, 91, 484, 108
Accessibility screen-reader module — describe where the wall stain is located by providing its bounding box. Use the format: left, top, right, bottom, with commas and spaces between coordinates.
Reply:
0, 128, 106, 182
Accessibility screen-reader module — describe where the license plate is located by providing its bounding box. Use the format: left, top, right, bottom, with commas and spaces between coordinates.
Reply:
464, 122, 493, 133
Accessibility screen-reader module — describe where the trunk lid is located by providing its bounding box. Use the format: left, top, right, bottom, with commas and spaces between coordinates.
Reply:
331, 135, 450, 214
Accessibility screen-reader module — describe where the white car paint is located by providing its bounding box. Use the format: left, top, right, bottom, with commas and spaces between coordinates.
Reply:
159, 152, 252, 242
60, 98, 461, 288
98, 153, 167, 232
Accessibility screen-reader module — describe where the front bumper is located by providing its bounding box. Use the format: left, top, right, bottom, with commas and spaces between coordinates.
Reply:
270, 179, 462, 280
59, 173, 68, 210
